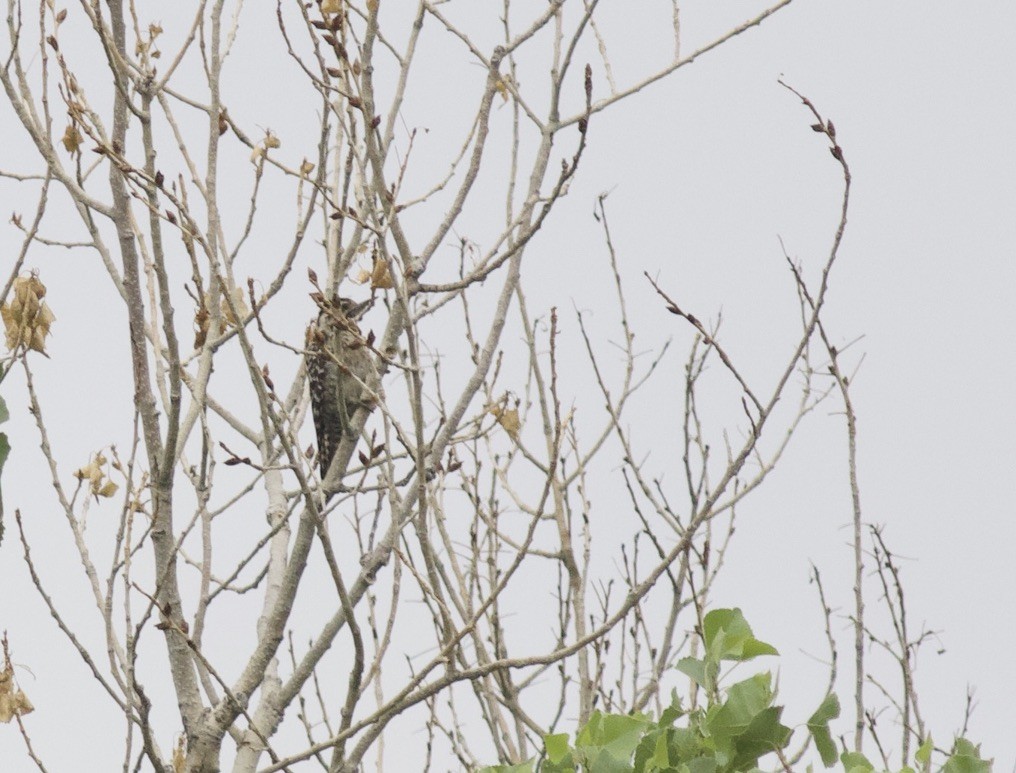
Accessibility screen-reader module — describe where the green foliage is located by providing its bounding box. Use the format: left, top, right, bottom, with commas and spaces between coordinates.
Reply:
808, 694, 841, 766
838, 738, 990, 773
676, 608, 778, 697
915, 738, 934, 767
939, 739, 992, 773
479, 609, 988, 773
702, 608, 780, 663
480, 764, 535, 773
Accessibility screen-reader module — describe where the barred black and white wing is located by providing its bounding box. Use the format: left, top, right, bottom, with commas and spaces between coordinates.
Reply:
307, 320, 343, 478
306, 296, 373, 478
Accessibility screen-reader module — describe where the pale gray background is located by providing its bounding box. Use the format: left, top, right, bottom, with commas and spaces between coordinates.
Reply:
1, 1, 1013, 769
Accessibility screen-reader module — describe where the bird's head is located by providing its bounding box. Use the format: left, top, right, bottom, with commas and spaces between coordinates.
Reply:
334, 295, 373, 321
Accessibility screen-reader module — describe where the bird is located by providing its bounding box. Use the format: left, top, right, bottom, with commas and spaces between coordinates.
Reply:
306, 295, 374, 479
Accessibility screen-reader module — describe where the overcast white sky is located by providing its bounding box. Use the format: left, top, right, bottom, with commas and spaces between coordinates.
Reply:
1, 1, 1014, 770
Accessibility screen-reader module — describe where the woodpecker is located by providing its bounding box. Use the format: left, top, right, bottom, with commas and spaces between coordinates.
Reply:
306, 295, 373, 479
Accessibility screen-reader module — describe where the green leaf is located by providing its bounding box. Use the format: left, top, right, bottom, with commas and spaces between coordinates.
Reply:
915, 736, 933, 766
657, 693, 685, 728
941, 757, 991, 773
950, 739, 981, 758
704, 673, 783, 768
666, 727, 707, 763
0, 394, 9, 423
545, 733, 572, 764
542, 752, 576, 773
728, 705, 792, 769
633, 728, 669, 773
576, 711, 652, 764
476, 764, 534, 773
586, 747, 636, 773
941, 738, 990, 773
656, 757, 714, 773
684, 758, 718, 773
677, 657, 708, 686
577, 711, 605, 747
706, 673, 774, 737
806, 693, 840, 767
839, 751, 873, 772
702, 609, 778, 664
807, 693, 840, 725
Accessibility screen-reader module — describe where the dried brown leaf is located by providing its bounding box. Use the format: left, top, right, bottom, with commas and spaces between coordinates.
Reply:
61, 123, 82, 153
